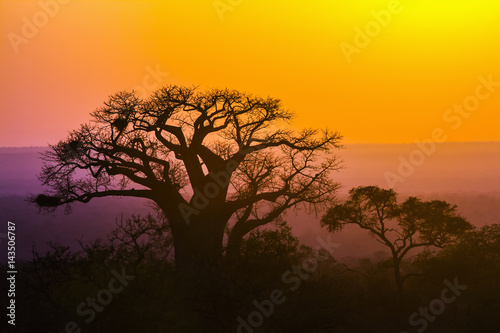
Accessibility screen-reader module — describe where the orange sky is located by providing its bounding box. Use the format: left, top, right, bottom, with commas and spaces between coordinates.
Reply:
1, 0, 500, 146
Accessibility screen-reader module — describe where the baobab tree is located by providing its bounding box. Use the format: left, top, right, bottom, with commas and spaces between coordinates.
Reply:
321, 186, 473, 301
32, 85, 342, 273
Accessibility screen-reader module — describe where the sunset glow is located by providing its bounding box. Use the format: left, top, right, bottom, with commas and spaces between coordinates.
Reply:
1, 0, 500, 146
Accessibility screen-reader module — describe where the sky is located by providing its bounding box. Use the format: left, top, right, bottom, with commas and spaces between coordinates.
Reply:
1, 0, 500, 147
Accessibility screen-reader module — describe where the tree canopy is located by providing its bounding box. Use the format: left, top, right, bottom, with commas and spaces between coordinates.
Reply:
32, 85, 343, 270
321, 186, 473, 299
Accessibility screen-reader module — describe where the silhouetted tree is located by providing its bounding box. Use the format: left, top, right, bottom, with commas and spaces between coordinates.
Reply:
321, 186, 473, 301
31, 86, 342, 274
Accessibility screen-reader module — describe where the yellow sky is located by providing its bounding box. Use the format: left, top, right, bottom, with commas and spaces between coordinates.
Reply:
1, 0, 500, 146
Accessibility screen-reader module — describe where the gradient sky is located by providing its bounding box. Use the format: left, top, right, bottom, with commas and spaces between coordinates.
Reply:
1, 0, 500, 147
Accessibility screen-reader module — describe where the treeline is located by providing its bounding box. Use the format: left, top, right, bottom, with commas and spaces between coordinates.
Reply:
1, 217, 499, 333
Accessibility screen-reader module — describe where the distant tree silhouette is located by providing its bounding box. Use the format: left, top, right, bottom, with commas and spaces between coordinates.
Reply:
321, 186, 473, 301
31, 86, 342, 273
419, 223, 500, 281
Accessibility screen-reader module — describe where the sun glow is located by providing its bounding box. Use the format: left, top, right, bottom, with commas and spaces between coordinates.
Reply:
1, 0, 499, 146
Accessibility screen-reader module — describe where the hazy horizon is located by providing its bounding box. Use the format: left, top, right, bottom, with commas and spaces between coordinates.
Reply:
2, 142, 498, 261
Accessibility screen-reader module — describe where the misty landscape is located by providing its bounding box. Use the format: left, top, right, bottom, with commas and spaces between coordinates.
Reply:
1, 143, 498, 261
0, 138, 500, 333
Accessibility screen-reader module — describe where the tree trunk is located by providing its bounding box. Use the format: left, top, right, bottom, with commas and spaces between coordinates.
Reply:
166, 212, 234, 332
225, 230, 244, 264
170, 211, 227, 277
393, 257, 404, 304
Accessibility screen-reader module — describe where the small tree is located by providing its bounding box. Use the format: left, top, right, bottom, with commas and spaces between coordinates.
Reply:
320, 186, 473, 300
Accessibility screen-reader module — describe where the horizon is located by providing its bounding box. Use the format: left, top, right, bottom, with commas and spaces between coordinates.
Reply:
1, 144, 499, 262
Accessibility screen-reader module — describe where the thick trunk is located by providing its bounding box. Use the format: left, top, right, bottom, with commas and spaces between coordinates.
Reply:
163, 210, 235, 331
174, 224, 224, 275
169, 212, 227, 277
155, 196, 220, 272
226, 230, 244, 263
393, 258, 404, 304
